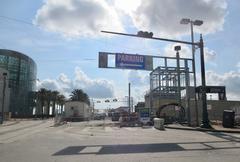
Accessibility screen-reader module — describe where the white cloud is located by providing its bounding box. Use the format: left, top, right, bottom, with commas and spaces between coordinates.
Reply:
236, 62, 240, 68
236, 62, 240, 73
126, 70, 150, 102
206, 70, 240, 100
38, 79, 60, 90
34, 0, 124, 38
73, 67, 115, 98
204, 48, 217, 62
128, 0, 227, 37
132, 86, 149, 102
163, 43, 216, 62
114, 0, 141, 15
127, 70, 149, 86
37, 67, 115, 98
37, 68, 150, 104
34, 0, 227, 38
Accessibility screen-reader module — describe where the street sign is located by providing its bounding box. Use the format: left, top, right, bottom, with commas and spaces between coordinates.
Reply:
115, 53, 153, 70
139, 108, 150, 124
98, 52, 153, 70
116, 53, 145, 70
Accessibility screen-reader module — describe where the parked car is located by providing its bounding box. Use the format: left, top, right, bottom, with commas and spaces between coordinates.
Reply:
94, 113, 105, 120
111, 112, 120, 121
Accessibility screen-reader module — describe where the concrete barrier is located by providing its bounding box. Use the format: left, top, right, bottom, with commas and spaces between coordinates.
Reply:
154, 118, 165, 130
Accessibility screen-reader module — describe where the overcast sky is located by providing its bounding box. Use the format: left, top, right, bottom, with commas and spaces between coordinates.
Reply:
0, 0, 240, 109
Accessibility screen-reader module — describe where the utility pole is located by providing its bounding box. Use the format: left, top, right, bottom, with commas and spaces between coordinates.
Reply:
1, 72, 7, 124
199, 35, 211, 128
128, 83, 131, 114
190, 21, 199, 126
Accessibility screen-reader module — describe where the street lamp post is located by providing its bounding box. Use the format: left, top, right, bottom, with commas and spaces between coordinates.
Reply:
174, 46, 182, 107
180, 18, 203, 126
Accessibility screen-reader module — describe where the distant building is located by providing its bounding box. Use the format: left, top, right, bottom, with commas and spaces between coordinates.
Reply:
0, 49, 37, 117
135, 102, 145, 113
64, 101, 93, 121
114, 106, 129, 113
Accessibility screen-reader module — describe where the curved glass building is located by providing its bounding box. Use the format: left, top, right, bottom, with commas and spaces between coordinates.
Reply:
0, 49, 37, 117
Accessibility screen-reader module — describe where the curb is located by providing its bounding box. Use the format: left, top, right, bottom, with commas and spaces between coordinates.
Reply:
165, 125, 240, 133
0, 121, 19, 127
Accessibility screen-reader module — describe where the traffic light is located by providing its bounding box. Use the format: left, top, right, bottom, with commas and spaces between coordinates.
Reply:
137, 31, 153, 38
174, 46, 181, 51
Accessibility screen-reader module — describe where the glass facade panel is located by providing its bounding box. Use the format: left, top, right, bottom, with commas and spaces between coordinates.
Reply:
0, 49, 37, 117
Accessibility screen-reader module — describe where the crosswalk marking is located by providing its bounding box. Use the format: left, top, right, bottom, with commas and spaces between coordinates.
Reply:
81, 127, 91, 132
80, 146, 102, 154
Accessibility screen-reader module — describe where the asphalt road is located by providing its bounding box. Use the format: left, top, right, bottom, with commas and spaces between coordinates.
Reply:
0, 119, 240, 162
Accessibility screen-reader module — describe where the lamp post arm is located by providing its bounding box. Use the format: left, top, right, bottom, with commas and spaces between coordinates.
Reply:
101, 31, 199, 46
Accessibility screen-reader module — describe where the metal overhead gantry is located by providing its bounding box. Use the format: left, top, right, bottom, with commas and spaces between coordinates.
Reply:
101, 30, 211, 128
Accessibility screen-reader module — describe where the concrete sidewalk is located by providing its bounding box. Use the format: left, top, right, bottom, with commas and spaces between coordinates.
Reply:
0, 121, 19, 127
165, 123, 240, 133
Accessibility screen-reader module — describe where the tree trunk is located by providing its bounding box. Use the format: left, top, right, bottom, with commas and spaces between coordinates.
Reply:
52, 100, 56, 117
47, 100, 50, 118
41, 100, 44, 119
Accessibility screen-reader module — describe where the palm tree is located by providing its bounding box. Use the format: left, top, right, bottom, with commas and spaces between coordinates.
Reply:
37, 88, 47, 119
46, 90, 52, 117
35, 88, 67, 118
51, 91, 60, 116
57, 94, 66, 114
70, 89, 90, 105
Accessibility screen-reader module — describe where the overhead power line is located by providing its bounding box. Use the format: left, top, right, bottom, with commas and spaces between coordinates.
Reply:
35, 58, 96, 62
0, 15, 34, 26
